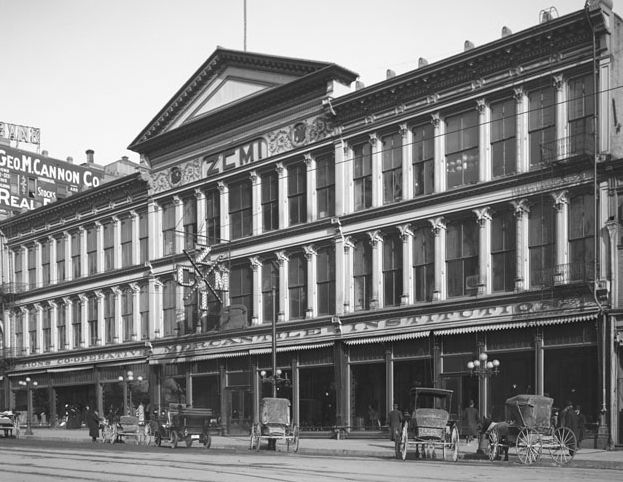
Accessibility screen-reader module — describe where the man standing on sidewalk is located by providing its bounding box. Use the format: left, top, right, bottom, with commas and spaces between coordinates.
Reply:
388, 404, 403, 441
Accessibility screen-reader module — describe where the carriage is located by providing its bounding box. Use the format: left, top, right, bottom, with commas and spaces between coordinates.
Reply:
148, 404, 214, 449
0, 411, 20, 438
395, 388, 460, 462
485, 394, 577, 465
249, 397, 299, 452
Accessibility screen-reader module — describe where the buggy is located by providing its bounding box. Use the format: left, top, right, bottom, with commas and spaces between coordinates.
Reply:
249, 397, 299, 452
485, 394, 577, 465
395, 388, 460, 462
0, 411, 19, 438
149, 404, 214, 449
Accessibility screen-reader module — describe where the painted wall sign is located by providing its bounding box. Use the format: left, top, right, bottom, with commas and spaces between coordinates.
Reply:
0, 121, 40, 145
12, 349, 146, 371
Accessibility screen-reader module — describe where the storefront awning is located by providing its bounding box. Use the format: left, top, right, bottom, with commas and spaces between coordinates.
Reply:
343, 330, 430, 345
248, 342, 334, 355
433, 313, 598, 336
47, 365, 94, 373
149, 350, 249, 365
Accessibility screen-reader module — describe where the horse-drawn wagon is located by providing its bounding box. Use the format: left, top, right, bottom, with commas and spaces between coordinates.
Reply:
149, 404, 214, 449
249, 397, 299, 452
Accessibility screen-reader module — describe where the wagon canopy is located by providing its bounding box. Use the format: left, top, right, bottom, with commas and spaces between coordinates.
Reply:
260, 397, 291, 426
504, 394, 553, 429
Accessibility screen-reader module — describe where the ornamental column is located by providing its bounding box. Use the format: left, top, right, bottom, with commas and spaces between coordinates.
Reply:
50, 301, 58, 352
63, 231, 72, 282
173, 195, 184, 254
304, 153, 316, 222
276, 162, 288, 229
334, 139, 349, 216
514, 87, 529, 173
335, 236, 345, 315
304, 245, 317, 319
95, 290, 105, 346
368, 230, 383, 309
112, 286, 122, 343
369, 133, 382, 208
79, 226, 88, 278
149, 278, 163, 338
401, 123, 413, 200
63, 297, 73, 350
343, 238, 354, 314
477, 99, 491, 182
217, 181, 229, 242
398, 224, 414, 305
112, 216, 121, 270
432, 114, 445, 193
95, 221, 104, 274
35, 303, 43, 355
474, 207, 492, 295
147, 199, 161, 260
49, 236, 57, 285
250, 171, 262, 236
21, 307, 29, 355
553, 74, 567, 160
276, 251, 289, 322
130, 210, 140, 265
250, 257, 262, 326
195, 189, 207, 246
552, 190, 569, 282
429, 217, 447, 300
512, 199, 530, 291
130, 283, 141, 341
79, 294, 88, 348
34, 241, 42, 288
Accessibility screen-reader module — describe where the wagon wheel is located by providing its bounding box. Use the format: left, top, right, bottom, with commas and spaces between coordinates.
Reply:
487, 430, 499, 462
154, 431, 162, 447
444, 425, 459, 462
204, 434, 212, 449
397, 422, 408, 460
516, 428, 542, 465
185, 436, 193, 448
550, 427, 577, 465
170, 430, 178, 449
291, 425, 300, 453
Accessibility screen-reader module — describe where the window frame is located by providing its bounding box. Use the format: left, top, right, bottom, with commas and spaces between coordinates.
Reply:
445, 110, 479, 188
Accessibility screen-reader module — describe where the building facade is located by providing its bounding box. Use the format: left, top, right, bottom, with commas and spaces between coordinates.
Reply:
2, 0, 623, 446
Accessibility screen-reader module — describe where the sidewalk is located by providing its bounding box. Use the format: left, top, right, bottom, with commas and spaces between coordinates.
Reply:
19, 427, 623, 470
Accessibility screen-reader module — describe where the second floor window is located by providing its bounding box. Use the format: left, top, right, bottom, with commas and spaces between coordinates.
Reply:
353, 239, 372, 311
14, 249, 22, 289
15, 311, 24, 354
122, 289, 133, 342
87, 227, 97, 275
288, 163, 306, 226
163, 279, 177, 337
57, 302, 66, 351
184, 197, 197, 251
121, 217, 132, 267
262, 260, 280, 323
492, 210, 516, 292
230, 264, 253, 324
139, 210, 148, 263
229, 180, 252, 240
162, 201, 176, 256
205, 190, 220, 245
140, 286, 149, 340
29, 307, 37, 353
413, 124, 434, 196
382, 132, 403, 204
529, 200, 555, 286
491, 99, 517, 177
317, 246, 335, 315
56, 236, 65, 282
446, 110, 479, 188
447, 218, 479, 297
103, 221, 114, 271
288, 253, 307, 319
28, 247, 36, 289
73, 301, 82, 348
43, 305, 51, 352
316, 153, 335, 219
413, 226, 434, 302
568, 74, 595, 156
569, 193, 594, 281
353, 141, 372, 211
383, 233, 403, 306
71, 231, 81, 279
41, 240, 50, 287
88, 295, 98, 346
261, 171, 279, 232
529, 86, 556, 167
184, 286, 198, 335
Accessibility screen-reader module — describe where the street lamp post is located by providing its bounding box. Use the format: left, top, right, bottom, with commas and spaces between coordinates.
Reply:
118, 371, 143, 416
259, 286, 291, 394
467, 352, 501, 420
18, 377, 38, 436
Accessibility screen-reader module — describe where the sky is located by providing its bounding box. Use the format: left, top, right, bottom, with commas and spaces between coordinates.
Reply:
1, 0, 589, 166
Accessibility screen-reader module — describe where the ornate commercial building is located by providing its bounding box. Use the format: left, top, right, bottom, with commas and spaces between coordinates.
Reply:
2, 0, 623, 446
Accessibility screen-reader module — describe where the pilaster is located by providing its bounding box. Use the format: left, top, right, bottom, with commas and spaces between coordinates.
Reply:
304, 245, 317, 318
195, 189, 207, 245
474, 207, 492, 294
369, 133, 382, 207
512, 199, 530, 291
276, 251, 289, 322
431, 114, 445, 193
250, 171, 262, 236
429, 217, 447, 300
217, 181, 229, 242
398, 224, 414, 305
477, 99, 491, 182
250, 257, 262, 325
304, 153, 316, 222
513, 87, 529, 173
368, 230, 384, 308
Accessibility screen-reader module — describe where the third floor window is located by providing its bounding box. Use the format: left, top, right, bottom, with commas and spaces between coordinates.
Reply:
446, 110, 479, 188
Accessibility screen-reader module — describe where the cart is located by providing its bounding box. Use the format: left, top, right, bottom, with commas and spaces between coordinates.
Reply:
249, 397, 299, 452
0, 411, 20, 438
486, 394, 577, 465
395, 388, 459, 462
150, 404, 214, 449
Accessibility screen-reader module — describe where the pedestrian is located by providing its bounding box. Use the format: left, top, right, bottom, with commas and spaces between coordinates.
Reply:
575, 405, 586, 445
388, 403, 403, 441
367, 404, 380, 429
559, 400, 580, 446
462, 400, 479, 444
85, 405, 100, 442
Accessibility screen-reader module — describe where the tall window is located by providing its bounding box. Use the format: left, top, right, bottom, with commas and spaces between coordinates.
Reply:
205, 190, 220, 245
383, 233, 403, 306
56, 236, 65, 282
29, 307, 37, 352
138, 210, 148, 263
162, 279, 176, 336
57, 301, 66, 351
446, 110, 479, 188
184, 286, 198, 335
382, 132, 403, 204
121, 217, 132, 267
262, 260, 279, 324
15, 311, 24, 355
353, 239, 372, 311
491, 210, 516, 292
412, 124, 434, 196
446, 218, 479, 297
413, 226, 434, 302
140, 286, 149, 340
353, 141, 372, 211
41, 240, 50, 287
229, 180, 252, 240
491, 99, 517, 177
88, 296, 99, 346
316, 153, 335, 219
43, 305, 51, 352
162, 201, 176, 256
87, 227, 97, 275
71, 231, 81, 278
14, 249, 22, 289
288, 163, 306, 226
528, 200, 555, 286
104, 292, 116, 343
73, 299, 82, 348
288, 253, 307, 319
183, 196, 197, 251
568, 74, 595, 156
122, 288, 133, 342
261, 171, 279, 232
103, 221, 114, 271
317, 247, 335, 315
28, 247, 36, 289
529, 86, 556, 167
569, 193, 594, 281
230, 265, 253, 324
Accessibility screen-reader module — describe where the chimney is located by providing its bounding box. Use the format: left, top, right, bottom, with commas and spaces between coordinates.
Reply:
41, 150, 48, 157
121, 155, 129, 162
418, 57, 429, 68
386, 69, 396, 79
355, 80, 365, 91
501, 26, 512, 37
66, 156, 73, 163
86, 149, 94, 163
464, 40, 475, 51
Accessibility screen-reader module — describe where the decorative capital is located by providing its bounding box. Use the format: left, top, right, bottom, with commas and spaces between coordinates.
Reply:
342, 236, 355, 252
111, 215, 120, 224
249, 170, 259, 184
94, 290, 105, 300
368, 133, 378, 146
430, 113, 441, 129
429, 217, 446, 236
217, 180, 227, 193
275, 162, 285, 175
111, 286, 122, 296
62, 296, 72, 305
249, 256, 262, 270
78, 293, 88, 303
397, 224, 414, 241
552, 74, 564, 91
473, 207, 492, 226
129, 282, 141, 294
303, 153, 314, 167
275, 251, 288, 266
399, 123, 408, 138
303, 245, 317, 260
194, 188, 205, 200
172, 195, 182, 206
513, 86, 525, 102
48, 300, 58, 309
512, 199, 530, 217
476, 98, 488, 114
551, 190, 569, 210
33, 303, 42, 312
367, 230, 383, 246
151, 278, 164, 289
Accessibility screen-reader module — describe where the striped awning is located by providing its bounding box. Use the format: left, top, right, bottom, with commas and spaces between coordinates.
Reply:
249, 342, 334, 355
344, 330, 430, 346
47, 365, 94, 373
149, 349, 249, 365
433, 313, 598, 336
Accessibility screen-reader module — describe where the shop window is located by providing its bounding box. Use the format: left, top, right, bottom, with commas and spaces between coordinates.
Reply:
491, 99, 517, 177
491, 210, 516, 292
28, 246, 36, 289
446, 110, 479, 188
382, 132, 403, 204
261, 171, 279, 232
353, 238, 372, 311
393, 338, 430, 358
490, 351, 535, 420
353, 141, 372, 211
394, 359, 433, 412
442, 334, 477, 354
230, 264, 253, 323
103, 221, 114, 271
229, 180, 252, 240
183, 196, 197, 251
192, 374, 220, 411
121, 217, 132, 267
138, 210, 148, 263
288, 253, 307, 319
446, 218, 479, 297
350, 343, 385, 362
122, 288, 133, 342
71, 231, 81, 279
316, 153, 335, 219
104, 292, 115, 344
163, 376, 186, 405
162, 200, 176, 256
568, 74, 595, 156
413, 226, 434, 302
288, 163, 306, 226
205, 190, 220, 245
162, 279, 177, 336
569, 193, 594, 281
351, 363, 386, 429
41, 239, 50, 287
528, 199, 555, 286
57, 301, 66, 351
298, 346, 334, 366
299, 366, 336, 429
261, 259, 279, 324
486, 329, 533, 350
317, 246, 335, 315
412, 123, 434, 196
383, 233, 403, 306
529, 85, 556, 167
543, 322, 597, 346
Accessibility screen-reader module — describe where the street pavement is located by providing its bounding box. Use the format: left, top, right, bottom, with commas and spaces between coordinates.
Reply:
13, 426, 623, 470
